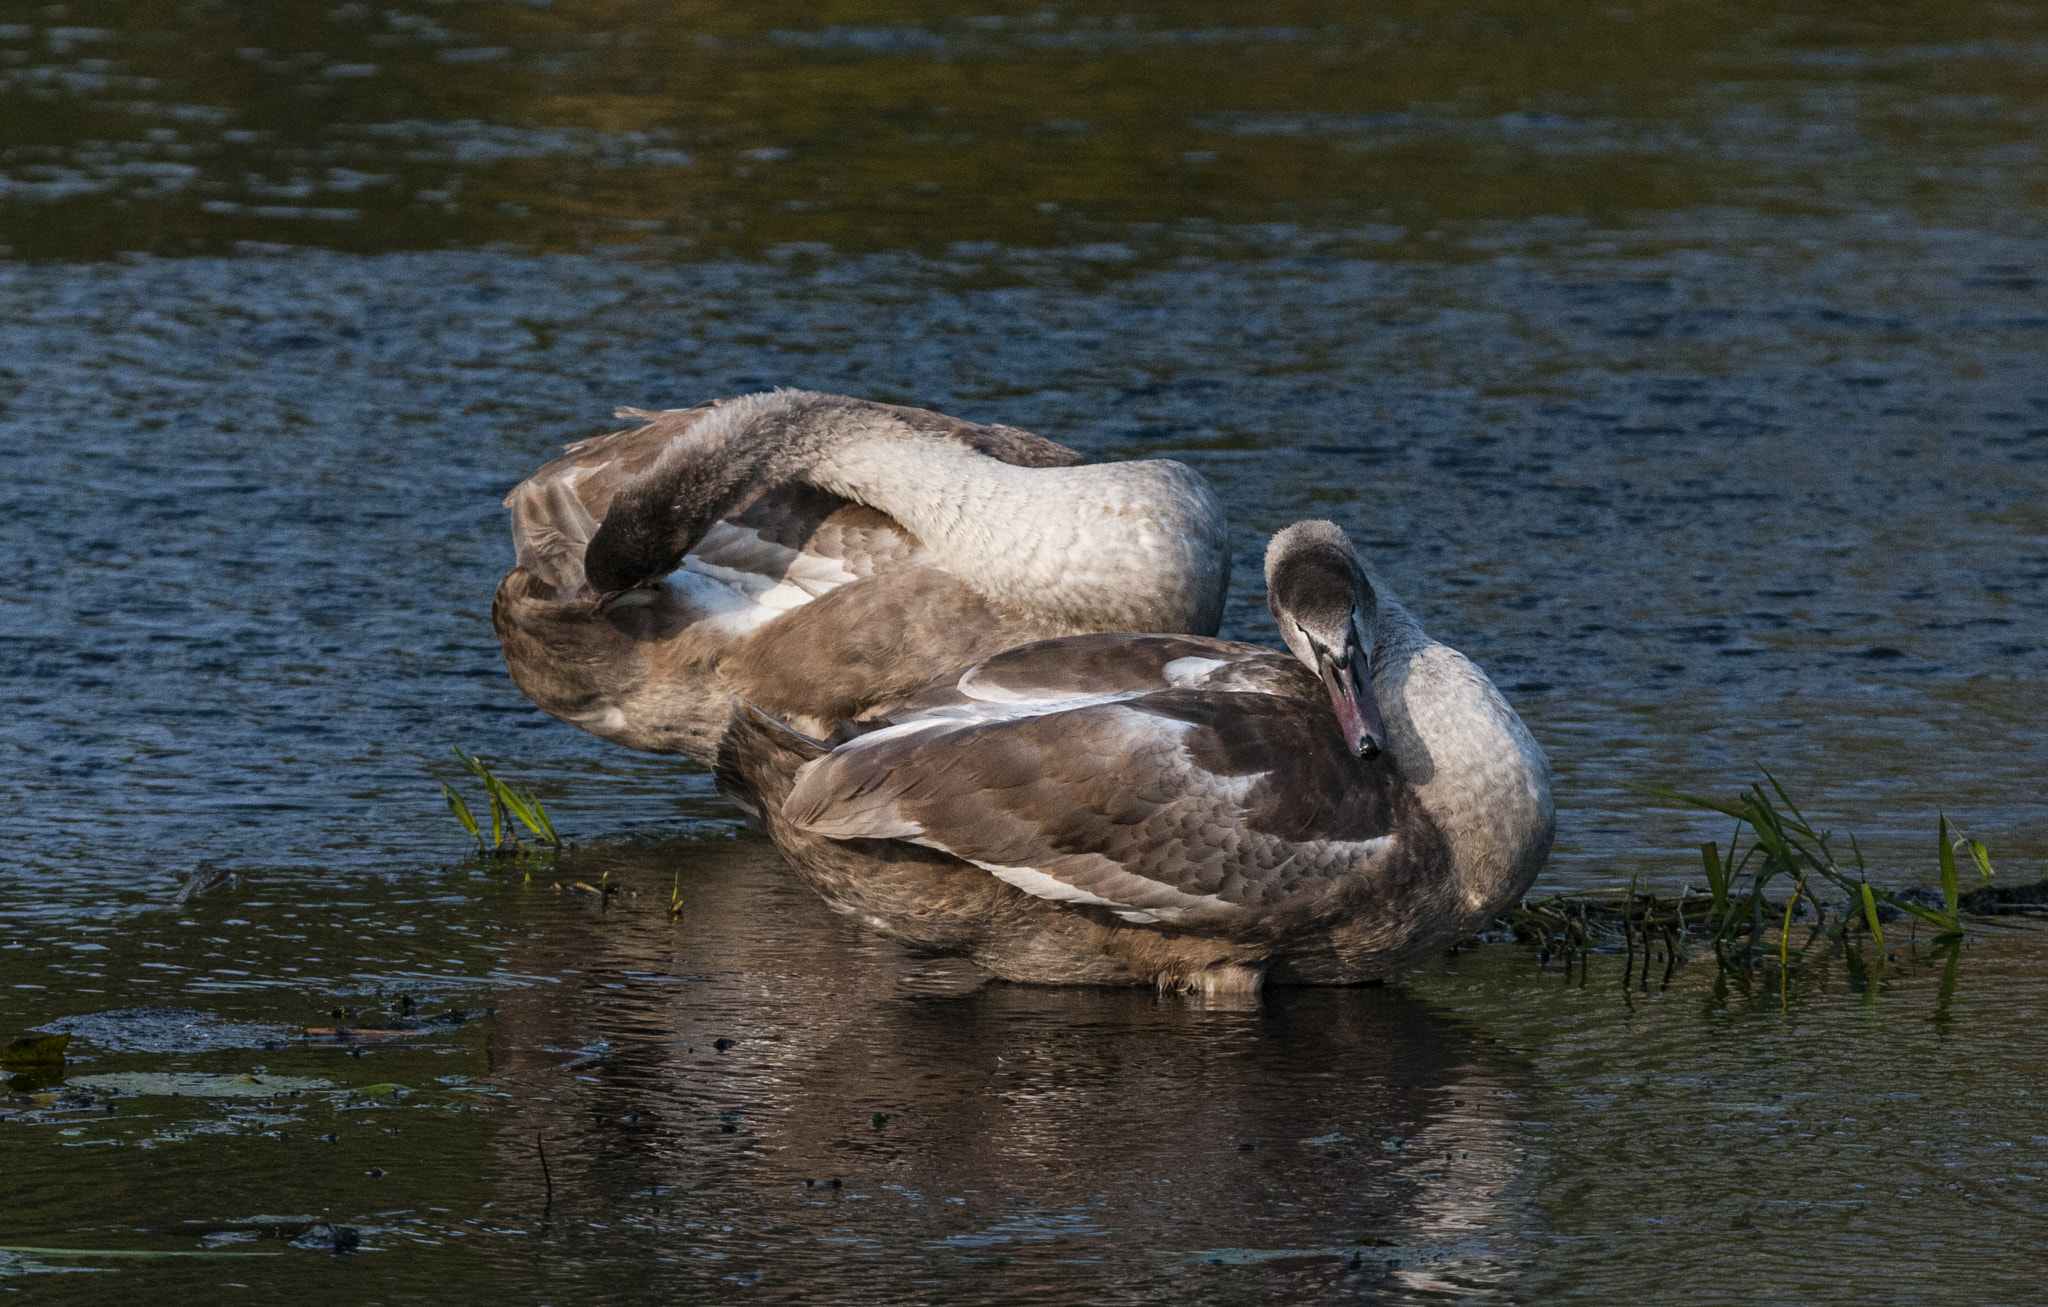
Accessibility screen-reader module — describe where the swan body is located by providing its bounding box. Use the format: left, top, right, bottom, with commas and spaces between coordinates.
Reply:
716, 522, 1555, 993
493, 391, 1231, 762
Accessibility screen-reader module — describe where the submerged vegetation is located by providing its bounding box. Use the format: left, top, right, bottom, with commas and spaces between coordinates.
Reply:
438, 746, 559, 858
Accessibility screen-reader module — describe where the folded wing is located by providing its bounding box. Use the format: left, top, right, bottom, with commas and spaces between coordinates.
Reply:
781, 637, 1421, 927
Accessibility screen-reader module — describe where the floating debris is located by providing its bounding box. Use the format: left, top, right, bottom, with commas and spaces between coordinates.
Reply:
1, 1033, 70, 1068
303, 1008, 490, 1042
161, 860, 235, 911
67, 1072, 335, 1099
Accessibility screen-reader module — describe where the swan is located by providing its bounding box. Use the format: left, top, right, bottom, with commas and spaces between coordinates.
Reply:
492, 390, 1230, 762
714, 521, 1554, 994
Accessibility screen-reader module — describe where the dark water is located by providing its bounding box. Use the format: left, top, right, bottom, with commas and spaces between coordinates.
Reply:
3, 1, 2046, 1300
7, 842, 2047, 1302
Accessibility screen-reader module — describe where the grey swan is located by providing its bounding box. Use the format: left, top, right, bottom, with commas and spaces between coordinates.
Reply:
715, 521, 1555, 995
493, 390, 1230, 763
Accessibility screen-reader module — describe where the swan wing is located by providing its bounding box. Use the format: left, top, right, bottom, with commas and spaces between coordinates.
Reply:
887, 632, 1318, 715
781, 689, 1416, 927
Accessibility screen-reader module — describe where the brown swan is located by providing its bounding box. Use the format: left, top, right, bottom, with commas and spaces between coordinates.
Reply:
493, 390, 1231, 762
715, 521, 1555, 994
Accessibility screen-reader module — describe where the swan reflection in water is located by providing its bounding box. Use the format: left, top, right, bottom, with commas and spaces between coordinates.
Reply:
474, 840, 1534, 1302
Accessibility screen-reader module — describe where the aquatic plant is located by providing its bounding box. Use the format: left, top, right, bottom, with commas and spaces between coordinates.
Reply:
1647, 772, 1993, 950
439, 746, 560, 856
1505, 773, 1996, 1000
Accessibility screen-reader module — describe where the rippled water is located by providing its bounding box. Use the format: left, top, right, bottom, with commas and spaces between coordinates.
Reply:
6, 841, 2046, 1302
3, 1, 2045, 1300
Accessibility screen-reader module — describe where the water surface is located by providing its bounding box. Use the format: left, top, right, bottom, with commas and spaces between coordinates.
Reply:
3, 1, 2045, 1301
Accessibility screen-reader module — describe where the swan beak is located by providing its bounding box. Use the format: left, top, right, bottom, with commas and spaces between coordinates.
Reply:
1319, 639, 1385, 760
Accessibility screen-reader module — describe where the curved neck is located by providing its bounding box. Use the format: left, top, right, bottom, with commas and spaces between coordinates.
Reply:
807, 433, 1227, 635
582, 398, 791, 594
1368, 591, 1555, 925
587, 391, 1229, 634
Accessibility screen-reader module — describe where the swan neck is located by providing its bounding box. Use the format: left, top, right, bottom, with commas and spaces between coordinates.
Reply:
583, 407, 787, 593
591, 390, 1227, 634
802, 407, 1229, 634
1370, 594, 1554, 926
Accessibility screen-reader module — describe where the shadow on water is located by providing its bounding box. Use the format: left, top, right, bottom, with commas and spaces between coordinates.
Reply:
2, 836, 1537, 1303
8, 834, 2045, 1302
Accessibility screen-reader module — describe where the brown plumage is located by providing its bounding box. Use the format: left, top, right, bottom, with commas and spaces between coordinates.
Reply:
715, 523, 1556, 994
492, 391, 1230, 762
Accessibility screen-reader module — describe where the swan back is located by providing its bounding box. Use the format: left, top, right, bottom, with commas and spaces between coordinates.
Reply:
721, 522, 1556, 986
773, 633, 1450, 937
495, 395, 1231, 761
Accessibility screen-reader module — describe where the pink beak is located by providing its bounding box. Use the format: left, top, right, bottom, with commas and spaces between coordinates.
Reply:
1318, 640, 1386, 760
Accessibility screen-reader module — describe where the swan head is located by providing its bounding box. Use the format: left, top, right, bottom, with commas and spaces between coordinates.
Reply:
1265, 521, 1386, 760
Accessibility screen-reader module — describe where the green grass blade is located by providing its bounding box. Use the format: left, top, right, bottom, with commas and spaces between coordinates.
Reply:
1859, 883, 1885, 949
1780, 880, 1801, 968
1715, 885, 1767, 945
1635, 783, 1751, 822
494, 783, 539, 835
452, 744, 491, 783
526, 794, 559, 845
440, 784, 481, 844
470, 760, 526, 845
510, 788, 556, 845
1938, 813, 1959, 922
1878, 891, 1955, 932
1741, 793, 1796, 874
1962, 837, 1994, 887
1760, 769, 1818, 837
1700, 841, 1727, 913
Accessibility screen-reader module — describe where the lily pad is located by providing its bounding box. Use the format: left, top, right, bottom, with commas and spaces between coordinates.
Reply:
68, 1072, 335, 1099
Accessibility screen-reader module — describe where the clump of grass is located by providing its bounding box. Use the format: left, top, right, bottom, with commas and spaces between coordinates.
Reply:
1500, 883, 1682, 990
1646, 771, 1993, 954
1500, 897, 1594, 978
1500, 773, 1996, 1005
439, 746, 560, 858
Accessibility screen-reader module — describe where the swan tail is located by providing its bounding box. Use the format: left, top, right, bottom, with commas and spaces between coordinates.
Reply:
713, 698, 831, 824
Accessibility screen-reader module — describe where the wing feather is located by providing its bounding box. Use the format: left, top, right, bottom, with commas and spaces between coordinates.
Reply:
782, 687, 1413, 926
